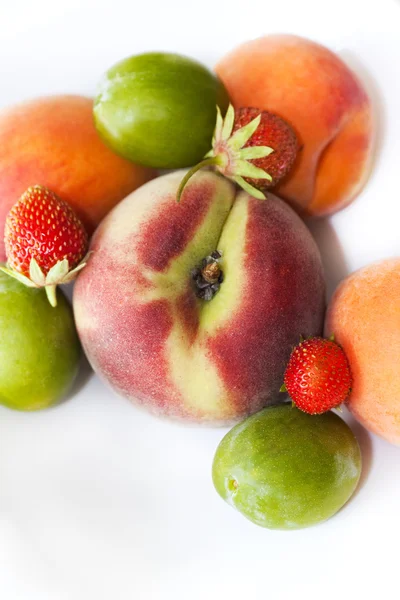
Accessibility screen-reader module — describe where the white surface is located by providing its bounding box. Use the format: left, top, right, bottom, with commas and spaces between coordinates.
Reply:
1, 0, 400, 598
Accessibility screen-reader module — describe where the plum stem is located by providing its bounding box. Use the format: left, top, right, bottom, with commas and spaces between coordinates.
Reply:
176, 157, 220, 202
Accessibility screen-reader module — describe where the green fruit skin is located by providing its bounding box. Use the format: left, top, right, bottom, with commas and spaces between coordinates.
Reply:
93, 52, 229, 169
0, 271, 81, 411
212, 405, 361, 530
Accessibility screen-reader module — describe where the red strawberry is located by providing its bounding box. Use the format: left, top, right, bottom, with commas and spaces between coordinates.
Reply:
1, 185, 89, 307
282, 337, 352, 415
232, 107, 298, 191
177, 103, 298, 201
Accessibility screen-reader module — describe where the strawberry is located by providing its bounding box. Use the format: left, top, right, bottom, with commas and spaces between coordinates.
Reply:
1, 185, 89, 307
232, 107, 298, 192
282, 337, 352, 415
177, 103, 298, 201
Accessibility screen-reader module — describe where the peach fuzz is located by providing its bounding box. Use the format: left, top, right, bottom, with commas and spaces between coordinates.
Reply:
216, 34, 375, 217
326, 259, 400, 445
74, 170, 326, 423
0, 95, 154, 261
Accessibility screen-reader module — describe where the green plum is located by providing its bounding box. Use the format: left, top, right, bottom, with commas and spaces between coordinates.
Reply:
0, 271, 81, 410
212, 404, 361, 530
93, 52, 229, 169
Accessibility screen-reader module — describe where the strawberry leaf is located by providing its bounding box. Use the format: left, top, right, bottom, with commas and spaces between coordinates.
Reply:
213, 105, 224, 145
62, 260, 88, 283
240, 146, 274, 160
232, 176, 267, 200
45, 259, 69, 285
235, 160, 273, 180
0, 266, 38, 288
228, 113, 261, 151
29, 258, 46, 287
221, 104, 235, 141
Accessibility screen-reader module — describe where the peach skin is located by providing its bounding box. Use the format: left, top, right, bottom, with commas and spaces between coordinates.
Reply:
326, 259, 400, 445
216, 34, 375, 217
74, 170, 326, 424
0, 95, 154, 261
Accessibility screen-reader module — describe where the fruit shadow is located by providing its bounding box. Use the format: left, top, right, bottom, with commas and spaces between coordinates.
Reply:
58, 282, 94, 404
309, 52, 380, 493
63, 353, 93, 405
41, 353, 92, 413
301, 50, 384, 302
305, 218, 349, 302
339, 49, 386, 178
344, 410, 373, 498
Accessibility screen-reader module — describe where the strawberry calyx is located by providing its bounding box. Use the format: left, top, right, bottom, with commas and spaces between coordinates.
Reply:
177, 104, 274, 202
0, 254, 89, 307
1, 184, 90, 308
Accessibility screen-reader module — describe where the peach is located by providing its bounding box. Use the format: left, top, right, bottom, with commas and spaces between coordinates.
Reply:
325, 259, 400, 445
216, 34, 375, 217
0, 95, 154, 261
73, 171, 326, 423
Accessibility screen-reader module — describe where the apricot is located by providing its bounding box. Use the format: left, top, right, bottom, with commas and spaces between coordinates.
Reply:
325, 259, 400, 445
0, 95, 154, 260
216, 34, 375, 217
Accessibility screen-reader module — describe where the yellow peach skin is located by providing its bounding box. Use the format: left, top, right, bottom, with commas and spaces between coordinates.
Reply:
325, 259, 400, 445
0, 95, 154, 261
216, 34, 375, 217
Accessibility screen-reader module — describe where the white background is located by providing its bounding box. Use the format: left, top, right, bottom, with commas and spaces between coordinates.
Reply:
1, 0, 400, 598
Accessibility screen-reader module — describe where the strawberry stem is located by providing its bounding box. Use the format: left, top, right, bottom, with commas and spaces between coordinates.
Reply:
176, 157, 220, 202
45, 284, 58, 308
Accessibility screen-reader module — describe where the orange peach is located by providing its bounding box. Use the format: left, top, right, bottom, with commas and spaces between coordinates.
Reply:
325, 259, 400, 445
0, 95, 154, 261
216, 34, 375, 217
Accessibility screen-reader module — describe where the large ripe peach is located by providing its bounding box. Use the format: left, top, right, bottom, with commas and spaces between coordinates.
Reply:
0, 95, 154, 261
326, 259, 400, 445
74, 171, 326, 423
216, 35, 375, 217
